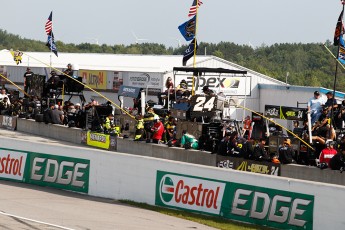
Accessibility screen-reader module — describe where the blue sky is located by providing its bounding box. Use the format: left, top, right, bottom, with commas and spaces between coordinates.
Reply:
1, 0, 342, 48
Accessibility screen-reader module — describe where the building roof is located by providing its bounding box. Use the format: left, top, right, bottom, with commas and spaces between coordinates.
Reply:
0, 49, 211, 73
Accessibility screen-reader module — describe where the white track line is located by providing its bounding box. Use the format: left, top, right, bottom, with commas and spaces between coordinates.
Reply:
0, 211, 75, 230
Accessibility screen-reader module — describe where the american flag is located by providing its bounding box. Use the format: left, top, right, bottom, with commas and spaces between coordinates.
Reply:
45, 11, 53, 35
188, 0, 203, 17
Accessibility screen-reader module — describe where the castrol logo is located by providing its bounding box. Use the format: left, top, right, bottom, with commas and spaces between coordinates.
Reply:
0, 150, 27, 181
158, 174, 225, 215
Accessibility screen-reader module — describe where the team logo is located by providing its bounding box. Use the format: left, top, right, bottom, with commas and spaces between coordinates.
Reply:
160, 176, 174, 203
156, 172, 226, 215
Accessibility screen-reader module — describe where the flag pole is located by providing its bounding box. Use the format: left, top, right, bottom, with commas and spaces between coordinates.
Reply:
191, 0, 200, 96
330, 3, 345, 137
50, 11, 53, 74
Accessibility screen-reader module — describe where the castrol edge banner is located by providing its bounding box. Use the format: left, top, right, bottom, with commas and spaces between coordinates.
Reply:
0, 149, 27, 181
155, 171, 226, 215
156, 171, 314, 230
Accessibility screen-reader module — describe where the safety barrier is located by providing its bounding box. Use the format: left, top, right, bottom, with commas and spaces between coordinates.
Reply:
0, 136, 344, 229
14, 117, 345, 186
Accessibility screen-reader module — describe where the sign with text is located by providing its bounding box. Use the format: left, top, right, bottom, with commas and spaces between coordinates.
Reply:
0, 149, 27, 181
265, 105, 307, 121
0, 115, 17, 130
80, 70, 107, 89
175, 75, 251, 96
216, 155, 280, 176
123, 72, 163, 89
27, 152, 90, 193
155, 171, 314, 230
86, 131, 110, 149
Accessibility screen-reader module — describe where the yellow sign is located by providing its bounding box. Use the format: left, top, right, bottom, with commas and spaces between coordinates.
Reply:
80, 70, 107, 89
86, 131, 110, 149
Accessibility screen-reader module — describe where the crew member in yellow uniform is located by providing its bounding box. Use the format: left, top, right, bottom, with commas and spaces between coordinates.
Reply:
134, 115, 145, 141
103, 113, 119, 136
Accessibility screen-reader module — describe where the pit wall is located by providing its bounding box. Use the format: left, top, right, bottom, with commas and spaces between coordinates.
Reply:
0, 136, 344, 229
15, 118, 345, 186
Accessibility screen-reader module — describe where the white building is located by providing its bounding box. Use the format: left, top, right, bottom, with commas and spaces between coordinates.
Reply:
0, 49, 342, 127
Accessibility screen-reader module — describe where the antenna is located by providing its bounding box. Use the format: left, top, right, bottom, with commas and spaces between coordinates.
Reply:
131, 30, 148, 44
248, 41, 255, 49
86, 37, 99, 45
169, 37, 182, 48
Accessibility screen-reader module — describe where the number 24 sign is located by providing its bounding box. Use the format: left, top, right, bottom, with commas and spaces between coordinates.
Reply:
191, 96, 216, 112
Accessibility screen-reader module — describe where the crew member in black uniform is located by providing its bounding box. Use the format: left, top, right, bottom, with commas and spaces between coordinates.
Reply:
23, 67, 34, 96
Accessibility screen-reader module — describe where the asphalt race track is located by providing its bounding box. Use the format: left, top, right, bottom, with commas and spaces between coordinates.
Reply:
0, 180, 214, 230
0, 129, 214, 230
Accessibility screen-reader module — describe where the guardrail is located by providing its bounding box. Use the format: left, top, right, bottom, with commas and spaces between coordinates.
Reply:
0, 136, 344, 229
14, 117, 345, 186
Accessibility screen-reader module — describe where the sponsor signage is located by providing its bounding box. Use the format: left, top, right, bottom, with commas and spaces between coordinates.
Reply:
123, 72, 163, 88
156, 171, 226, 215
0, 149, 27, 181
227, 183, 314, 230
216, 156, 280, 176
175, 75, 251, 96
155, 171, 314, 230
27, 153, 90, 193
86, 131, 111, 149
80, 70, 107, 89
118, 85, 141, 98
265, 105, 306, 121
0, 115, 17, 130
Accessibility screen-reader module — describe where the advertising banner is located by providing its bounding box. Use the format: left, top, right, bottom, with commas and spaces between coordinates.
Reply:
265, 105, 307, 121
27, 152, 90, 193
0, 149, 27, 181
155, 171, 314, 230
118, 85, 141, 98
0, 115, 17, 130
86, 131, 110, 149
174, 75, 251, 96
123, 72, 163, 89
216, 156, 280, 176
80, 70, 107, 89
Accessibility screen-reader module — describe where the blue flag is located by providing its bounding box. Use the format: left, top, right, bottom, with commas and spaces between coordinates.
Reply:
178, 16, 196, 41
46, 32, 58, 57
338, 35, 345, 64
183, 38, 198, 66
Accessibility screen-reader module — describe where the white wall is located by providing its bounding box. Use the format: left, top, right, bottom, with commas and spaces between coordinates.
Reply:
1, 136, 345, 229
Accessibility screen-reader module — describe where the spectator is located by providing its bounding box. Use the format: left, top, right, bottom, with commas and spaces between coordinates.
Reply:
217, 132, 231, 156
43, 103, 54, 124
134, 115, 145, 141
51, 104, 64, 125
23, 67, 34, 96
329, 146, 345, 171
144, 107, 159, 143
151, 119, 165, 144
180, 130, 199, 150
242, 115, 253, 140
176, 79, 190, 98
279, 139, 296, 164
0, 97, 11, 115
325, 91, 338, 114
0, 88, 11, 104
253, 138, 270, 161
164, 116, 176, 144
307, 91, 325, 125
103, 113, 119, 136
63, 63, 73, 77
158, 77, 174, 107
228, 132, 242, 157
319, 141, 337, 167
202, 85, 215, 96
